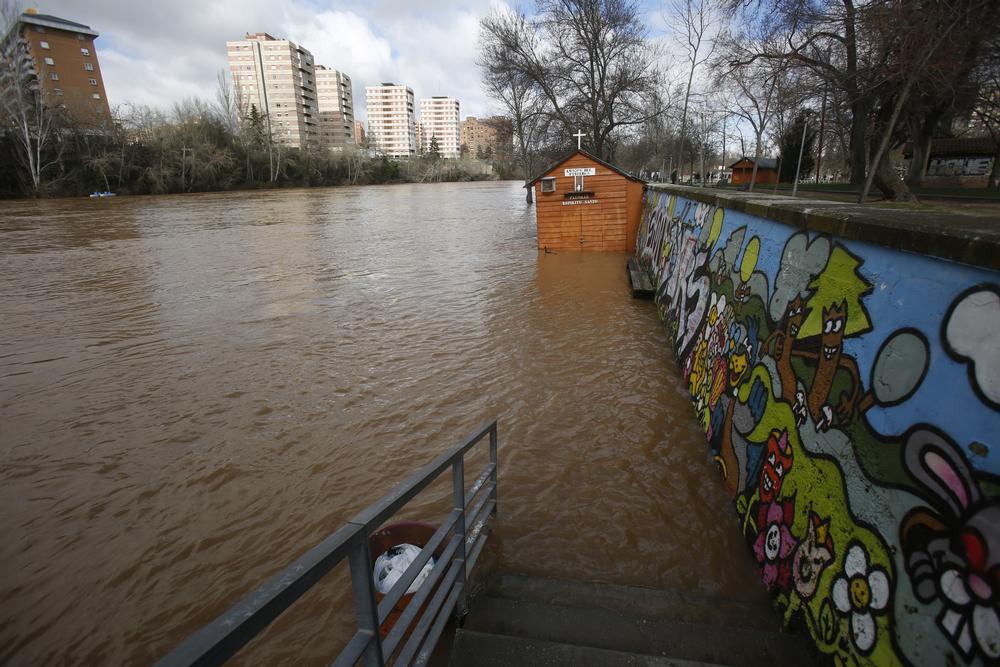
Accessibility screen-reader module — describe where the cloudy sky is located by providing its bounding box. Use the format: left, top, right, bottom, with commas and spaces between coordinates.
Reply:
27, 0, 669, 121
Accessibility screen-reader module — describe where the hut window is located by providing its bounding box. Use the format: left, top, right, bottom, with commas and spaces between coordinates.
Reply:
540, 177, 556, 193
574, 175, 585, 192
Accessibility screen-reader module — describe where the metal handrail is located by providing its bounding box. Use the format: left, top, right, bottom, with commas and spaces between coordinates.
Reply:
156, 420, 499, 667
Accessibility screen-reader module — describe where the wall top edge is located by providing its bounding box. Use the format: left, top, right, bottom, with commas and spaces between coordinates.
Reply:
645, 184, 1000, 272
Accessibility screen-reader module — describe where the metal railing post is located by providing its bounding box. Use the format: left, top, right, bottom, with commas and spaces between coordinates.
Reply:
489, 422, 498, 518
347, 540, 385, 667
452, 457, 468, 617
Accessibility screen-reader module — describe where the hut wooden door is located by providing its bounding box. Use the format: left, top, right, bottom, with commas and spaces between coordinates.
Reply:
561, 205, 584, 247
581, 205, 606, 250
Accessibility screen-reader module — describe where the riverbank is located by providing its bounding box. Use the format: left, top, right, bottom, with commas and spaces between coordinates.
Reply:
0, 148, 507, 200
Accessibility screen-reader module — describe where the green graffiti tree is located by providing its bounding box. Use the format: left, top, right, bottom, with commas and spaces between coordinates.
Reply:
798, 246, 873, 340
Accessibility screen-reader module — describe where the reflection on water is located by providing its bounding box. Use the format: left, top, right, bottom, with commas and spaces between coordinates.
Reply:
0, 182, 763, 664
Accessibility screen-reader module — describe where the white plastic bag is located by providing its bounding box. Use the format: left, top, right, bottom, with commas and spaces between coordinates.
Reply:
373, 543, 435, 595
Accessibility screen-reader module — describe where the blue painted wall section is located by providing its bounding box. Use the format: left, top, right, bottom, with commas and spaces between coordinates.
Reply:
635, 189, 1000, 666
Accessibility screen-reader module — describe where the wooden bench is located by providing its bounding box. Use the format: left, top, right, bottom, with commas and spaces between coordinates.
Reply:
626, 257, 654, 299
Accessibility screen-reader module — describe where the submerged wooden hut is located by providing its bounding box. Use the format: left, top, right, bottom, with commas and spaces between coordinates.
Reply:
527, 149, 645, 252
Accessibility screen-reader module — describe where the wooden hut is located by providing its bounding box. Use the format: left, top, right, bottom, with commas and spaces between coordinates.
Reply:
729, 157, 778, 185
527, 149, 645, 252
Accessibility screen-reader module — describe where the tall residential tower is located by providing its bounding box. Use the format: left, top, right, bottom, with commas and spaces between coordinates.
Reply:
419, 97, 460, 159
226, 32, 318, 149
365, 83, 415, 158
315, 66, 355, 151
12, 9, 111, 126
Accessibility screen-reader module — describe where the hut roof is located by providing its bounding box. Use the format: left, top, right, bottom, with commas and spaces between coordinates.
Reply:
525, 149, 645, 187
729, 157, 778, 170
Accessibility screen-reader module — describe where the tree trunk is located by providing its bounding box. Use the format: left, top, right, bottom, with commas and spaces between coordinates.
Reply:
905, 107, 946, 187
849, 99, 868, 185
905, 127, 932, 187
872, 153, 917, 201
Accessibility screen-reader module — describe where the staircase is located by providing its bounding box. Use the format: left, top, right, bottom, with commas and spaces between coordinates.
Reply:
448, 574, 815, 667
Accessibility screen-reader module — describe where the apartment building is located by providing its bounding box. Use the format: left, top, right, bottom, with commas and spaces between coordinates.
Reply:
315, 65, 355, 151
365, 83, 415, 158
226, 32, 317, 149
354, 120, 366, 146
461, 116, 513, 159
12, 9, 111, 126
414, 121, 424, 155
419, 97, 460, 159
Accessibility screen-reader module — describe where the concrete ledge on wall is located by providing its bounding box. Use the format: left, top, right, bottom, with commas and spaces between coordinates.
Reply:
645, 184, 1000, 271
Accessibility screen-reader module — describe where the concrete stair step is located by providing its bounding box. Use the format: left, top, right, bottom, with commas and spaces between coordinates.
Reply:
483, 574, 780, 632
460, 596, 813, 667
449, 629, 727, 667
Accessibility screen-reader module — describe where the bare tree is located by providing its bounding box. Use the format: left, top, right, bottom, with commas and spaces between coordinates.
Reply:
479, 8, 550, 203
214, 68, 238, 136
0, 0, 63, 195
718, 50, 786, 191
479, 0, 664, 161
666, 0, 720, 181
971, 37, 1000, 189
858, 2, 983, 203
722, 0, 998, 201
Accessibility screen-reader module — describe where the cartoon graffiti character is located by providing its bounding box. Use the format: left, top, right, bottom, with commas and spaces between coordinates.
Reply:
793, 512, 835, 600
793, 246, 872, 430
787, 300, 863, 431
714, 254, 729, 286
759, 429, 793, 506
754, 497, 797, 591
734, 280, 752, 306
900, 428, 1000, 662
763, 295, 807, 404
728, 348, 750, 392
808, 302, 849, 427
832, 541, 891, 655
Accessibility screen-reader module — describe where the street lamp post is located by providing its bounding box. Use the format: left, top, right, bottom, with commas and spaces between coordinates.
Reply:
792, 117, 809, 197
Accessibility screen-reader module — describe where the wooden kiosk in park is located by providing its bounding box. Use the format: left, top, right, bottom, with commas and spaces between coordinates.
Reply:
527, 148, 645, 252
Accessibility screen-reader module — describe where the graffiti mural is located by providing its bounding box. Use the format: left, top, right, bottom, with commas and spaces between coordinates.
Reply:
636, 189, 1000, 665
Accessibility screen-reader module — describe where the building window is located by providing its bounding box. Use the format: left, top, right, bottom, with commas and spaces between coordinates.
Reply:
84, 63, 94, 71
35, 25, 45, 32
540, 177, 556, 193
44, 57, 54, 65
92, 93, 101, 99
88, 78, 97, 85
54, 88, 63, 96
77, 34, 85, 40
49, 72, 58, 80
40, 40, 50, 49
81, 47, 91, 56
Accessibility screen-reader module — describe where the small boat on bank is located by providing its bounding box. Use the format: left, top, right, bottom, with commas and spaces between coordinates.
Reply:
89, 192, 116, 198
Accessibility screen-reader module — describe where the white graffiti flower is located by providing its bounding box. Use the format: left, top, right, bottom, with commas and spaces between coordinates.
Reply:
937, 566, 1000, 660
832, 542, 890, 654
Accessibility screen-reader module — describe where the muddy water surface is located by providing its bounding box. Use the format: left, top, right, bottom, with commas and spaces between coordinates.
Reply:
0, 182, 763, 664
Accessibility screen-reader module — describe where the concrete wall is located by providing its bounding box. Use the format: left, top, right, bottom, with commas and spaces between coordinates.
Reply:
636, 185, 1000, 666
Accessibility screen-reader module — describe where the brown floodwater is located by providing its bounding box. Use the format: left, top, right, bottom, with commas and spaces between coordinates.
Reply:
0, 182, 764, 665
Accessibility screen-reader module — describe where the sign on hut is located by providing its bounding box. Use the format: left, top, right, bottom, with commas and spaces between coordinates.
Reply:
526, 147, 645, 252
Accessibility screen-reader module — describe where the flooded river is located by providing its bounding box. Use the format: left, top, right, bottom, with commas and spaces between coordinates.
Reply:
0, 182, 763, 664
